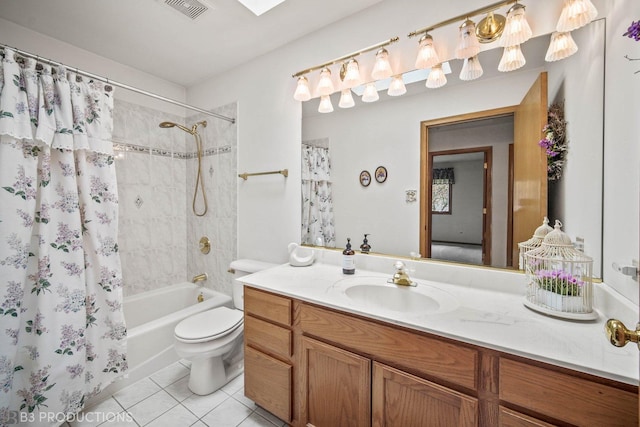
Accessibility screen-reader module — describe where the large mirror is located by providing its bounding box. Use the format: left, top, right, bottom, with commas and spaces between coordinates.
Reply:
302, 20, 605, 277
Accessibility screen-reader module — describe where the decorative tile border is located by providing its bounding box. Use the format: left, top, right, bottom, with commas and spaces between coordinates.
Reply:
113, 142, 232, 159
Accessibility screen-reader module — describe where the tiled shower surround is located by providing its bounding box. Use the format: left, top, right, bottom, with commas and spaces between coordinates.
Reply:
113, 100, 238, 297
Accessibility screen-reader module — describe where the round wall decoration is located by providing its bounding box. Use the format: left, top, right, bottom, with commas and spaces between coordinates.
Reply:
375, 166, 387, 183
359, 170, 371, 187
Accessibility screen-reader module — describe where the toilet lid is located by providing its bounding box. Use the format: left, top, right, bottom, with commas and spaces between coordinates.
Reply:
175, 307, 243, 341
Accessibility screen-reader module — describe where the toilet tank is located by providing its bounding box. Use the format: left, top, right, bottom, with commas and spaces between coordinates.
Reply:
230, 259, 277, 310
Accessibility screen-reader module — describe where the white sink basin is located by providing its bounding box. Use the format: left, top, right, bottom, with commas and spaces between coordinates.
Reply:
330, 276, 458, 315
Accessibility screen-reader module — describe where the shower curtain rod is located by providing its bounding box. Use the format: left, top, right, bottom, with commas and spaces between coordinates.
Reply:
0, 43, 236, 124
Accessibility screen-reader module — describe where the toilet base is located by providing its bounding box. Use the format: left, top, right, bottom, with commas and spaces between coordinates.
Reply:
188, 357, 226, 395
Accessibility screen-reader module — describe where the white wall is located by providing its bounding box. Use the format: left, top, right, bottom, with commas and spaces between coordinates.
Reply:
431, 159, 484, 245
602, 1, 640, 304
0, 17, 187, 118
187, 0, 576, 264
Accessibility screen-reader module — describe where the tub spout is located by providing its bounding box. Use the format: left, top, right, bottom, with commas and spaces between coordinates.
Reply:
192, 273, 208, 284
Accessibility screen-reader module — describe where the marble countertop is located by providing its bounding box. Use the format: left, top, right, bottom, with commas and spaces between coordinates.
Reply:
240, 257, 639, 386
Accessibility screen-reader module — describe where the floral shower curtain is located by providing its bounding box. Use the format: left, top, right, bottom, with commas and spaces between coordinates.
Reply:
0, 48, 126, 426
301, 144, 335, 247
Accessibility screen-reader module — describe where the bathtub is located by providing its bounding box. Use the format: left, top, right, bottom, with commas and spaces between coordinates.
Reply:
91, 283, 232, 403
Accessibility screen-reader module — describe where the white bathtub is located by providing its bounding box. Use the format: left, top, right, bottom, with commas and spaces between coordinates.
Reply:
91, 283, 232, 404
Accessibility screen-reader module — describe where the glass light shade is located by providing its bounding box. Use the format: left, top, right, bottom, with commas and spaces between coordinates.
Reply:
498, 45, 526, 72
456, 19, 481, 59
545, 32, 578, 62
415, 34, 440, 69
318, 95, 334, 113
338, 89, 355, 108
459, 56, 483, 81
316, 67, 335, 96
426, 64, 447, 89
500, 4, 533, 47
556, 0, 598, 32
387, 76, 407, 96
293, 76, 311, 101
361, 83, 379, 103
371, 48, 393, 80
342, 59, 362, 89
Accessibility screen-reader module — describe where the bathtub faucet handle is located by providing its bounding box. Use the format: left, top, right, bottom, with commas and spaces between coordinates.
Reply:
192, 273, 208, 284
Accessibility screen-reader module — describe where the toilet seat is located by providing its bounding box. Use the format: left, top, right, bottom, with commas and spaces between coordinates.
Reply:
175, 307, 243, 343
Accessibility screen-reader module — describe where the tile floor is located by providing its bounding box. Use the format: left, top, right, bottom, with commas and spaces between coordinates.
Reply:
65, 361, 286, 427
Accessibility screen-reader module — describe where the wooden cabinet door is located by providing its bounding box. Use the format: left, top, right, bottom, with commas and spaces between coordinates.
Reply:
301, 337, 371, 427
372, 362, 478, 427
244, 346, 292, 423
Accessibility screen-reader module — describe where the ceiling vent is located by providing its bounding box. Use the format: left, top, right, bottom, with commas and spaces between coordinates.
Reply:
164, 0, 209, 20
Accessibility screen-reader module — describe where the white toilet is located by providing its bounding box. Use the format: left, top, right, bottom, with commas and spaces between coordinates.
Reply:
174, 259, 276, 395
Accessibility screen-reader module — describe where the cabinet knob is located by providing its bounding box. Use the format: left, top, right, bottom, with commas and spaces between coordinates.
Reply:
306, 424, 316, 427
605, 319, 640, 349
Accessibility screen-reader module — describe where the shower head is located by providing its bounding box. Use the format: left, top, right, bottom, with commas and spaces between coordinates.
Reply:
159, 120, 208, 135
159, 121, 194, 134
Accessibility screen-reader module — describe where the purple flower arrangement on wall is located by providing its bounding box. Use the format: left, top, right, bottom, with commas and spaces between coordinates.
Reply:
538, 102, 567, 181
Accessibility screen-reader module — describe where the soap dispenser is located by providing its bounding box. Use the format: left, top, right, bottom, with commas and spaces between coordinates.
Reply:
342, 238, 355, 275
360, 234, 371, 254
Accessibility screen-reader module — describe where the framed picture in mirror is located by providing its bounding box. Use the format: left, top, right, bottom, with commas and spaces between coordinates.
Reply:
359, 170, 371, 187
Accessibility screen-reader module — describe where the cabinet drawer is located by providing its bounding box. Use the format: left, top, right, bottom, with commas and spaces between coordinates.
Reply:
245, 314, 292, 360
244, 287, 292, 326
499, 358, 637, 426
300, 303, 478, 390
499, 407, 556, 427
244, 346, 292, 422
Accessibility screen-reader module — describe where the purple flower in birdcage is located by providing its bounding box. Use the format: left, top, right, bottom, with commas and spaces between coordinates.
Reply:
534, 269, 584, 296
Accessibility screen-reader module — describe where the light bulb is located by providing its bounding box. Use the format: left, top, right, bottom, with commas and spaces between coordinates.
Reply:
415, 34, 440, 69
426, 64, 447, 89
556, 0, 598, 32
545, 32, 578, 62
501, 3, 533, 47
387, 75, 407, 96
316, 67, 334, 96
498, 45, 526, 72
293, 76, 311, 101
339, 89, 355, 108
342, 59, 362, 89
318, 95, 334, 113
459, 56, 483, 81
361, 83, 379, 103
456, 19, 481, 59
371, 48, 393, 80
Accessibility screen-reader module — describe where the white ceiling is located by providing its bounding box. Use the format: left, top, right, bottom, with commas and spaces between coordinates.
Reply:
0, 0, 384, 87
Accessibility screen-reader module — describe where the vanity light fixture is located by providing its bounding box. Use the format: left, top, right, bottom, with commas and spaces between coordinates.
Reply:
498, 44, 526, 71
316, 67, 335, 96
291, 37, 399, 103
556, 0, 598, 32
459, 56, 484, 81
293, 76, 311, 101
341, 59, 362, 89
387, 75, 407, 96
500, 3, 532, 47
426, 64, 447, 89
338, 89, 355, 108
545, 31, 578, 62
318, 95, 334, 113
371, 48, 393, 80
361, 82, 380, 102
414, 34, 440, 70
456, 19, 482, 59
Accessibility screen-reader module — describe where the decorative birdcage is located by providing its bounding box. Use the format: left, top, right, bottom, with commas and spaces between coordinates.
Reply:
523, 220, 597, 320
517, 217, 553, 270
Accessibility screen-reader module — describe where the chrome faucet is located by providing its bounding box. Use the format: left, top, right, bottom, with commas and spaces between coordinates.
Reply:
192, 273, 208, 284
391, 261, 415, 286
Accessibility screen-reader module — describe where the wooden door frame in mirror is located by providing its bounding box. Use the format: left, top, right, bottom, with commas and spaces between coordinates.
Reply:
420, 106, 516, 263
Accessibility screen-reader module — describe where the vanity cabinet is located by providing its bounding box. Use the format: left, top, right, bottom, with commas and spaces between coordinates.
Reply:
243, 287, 293, 423
242, 286, 638, 427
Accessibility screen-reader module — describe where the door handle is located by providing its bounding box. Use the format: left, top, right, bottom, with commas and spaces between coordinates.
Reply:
605, 319, 640, 349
